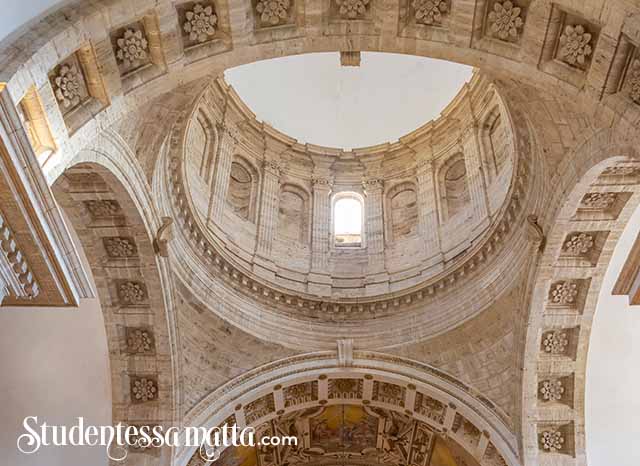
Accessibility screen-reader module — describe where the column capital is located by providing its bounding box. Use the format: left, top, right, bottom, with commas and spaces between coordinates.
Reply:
262, 159, 282, 178
362, 178, 384, 193
311, 175, 333, 189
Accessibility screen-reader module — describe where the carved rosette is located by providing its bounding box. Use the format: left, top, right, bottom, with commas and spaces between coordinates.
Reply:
487, 1, 524, 41
104, 237, 138, 258
52, 64, 84, 110
256, 0, 291, 26
84, 200, 121, 218
550, 281, 578, 305
558, 24, 593, 67
116, 29, 149, 68
580, 192, 616, 209
126, 327, 154, 353
117, 280, 148, 304
562, 232, 594, 256
539, 428, 565, 452
130, 376, 158, 403
412, 0, 449, 26
336, 0, 370, 19
542, 330, 569, 355
183, 3, 218, 43
539, 378, 564, 401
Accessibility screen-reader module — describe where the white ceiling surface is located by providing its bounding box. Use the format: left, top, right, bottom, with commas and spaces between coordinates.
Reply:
225, 53, 473, 149
0, 0, 69, 42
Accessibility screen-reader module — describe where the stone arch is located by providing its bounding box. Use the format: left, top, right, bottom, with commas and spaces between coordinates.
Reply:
385, 181, 419, 241
226, 155, 259, 222
50, 134, 179, 465
520, 129, 640, 466
178, 352, 519, 466
278, 183, 310, 244
439, 154, 470, 220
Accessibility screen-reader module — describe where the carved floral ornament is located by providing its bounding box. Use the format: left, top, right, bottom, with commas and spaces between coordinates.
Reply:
118, 281, 147, 304
131, 377, 158, 402
85, 200, 120, 218
558, 24, 593, 67
127, 328, 153, 353
412, 0, 449, 25
256, 0, 291, 26
629, 59, 640, 104
542, 330, 569, 354
539, 428, 565, 452
540, 378, 564, 401
581, 192, 616, 209
183, 3, 218, 43
562, 232, 594, 255
116, 29, 149, 67
336, 0, 370, 19
53, 64, 83, 109
487, 1, 524, 41
550, 281, 578, 305
104, 237, 137, 257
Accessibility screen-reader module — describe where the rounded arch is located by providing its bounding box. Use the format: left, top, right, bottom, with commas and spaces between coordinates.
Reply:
438, 153, 470, 221
384, 181, 419, 241
331, 191, 365, 248
227, 154, 260, 222
50, 132, 180, 464
177, 352, 519, 466
278, 182, 311, 244
521, 129, 640, 466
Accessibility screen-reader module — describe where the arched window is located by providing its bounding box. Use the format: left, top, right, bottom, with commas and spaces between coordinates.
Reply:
333, 193, 364, 247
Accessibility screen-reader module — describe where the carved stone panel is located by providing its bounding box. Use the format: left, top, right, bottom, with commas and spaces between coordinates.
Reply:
284, 381, 318, 407
414, 392, 446, 424
328, 378, 363, 399
103, 237, 138, 258
372, 381, 406, 407
130, 375, 159, 403
245, 393, 276, 424
546, 278, 590, 314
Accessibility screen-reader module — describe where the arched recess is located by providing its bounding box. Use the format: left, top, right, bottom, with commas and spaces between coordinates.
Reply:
51, 131, 180, 466
439, 155, 470, 221
185, 109, 218, 186
385, 181, 419, 241
278, 183, 310, 244
177, 352, 518, 466
521, 129, 640, 466
480, 106, 511, 181
226, 156, 259, 222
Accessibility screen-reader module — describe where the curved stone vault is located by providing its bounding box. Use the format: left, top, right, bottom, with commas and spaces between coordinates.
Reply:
1, 1, 640, 466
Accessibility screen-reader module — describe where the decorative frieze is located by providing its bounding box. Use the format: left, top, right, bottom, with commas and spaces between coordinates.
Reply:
104, 237, 138, 258
372, 381, 406, 407
629, 59, 640, 104
130, 376, 158, 403
283, 381, 318, 407
0, 211, 39, 299
328, 378, 363, 399
244, 394, 275, 424
414, 392, 446, 423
